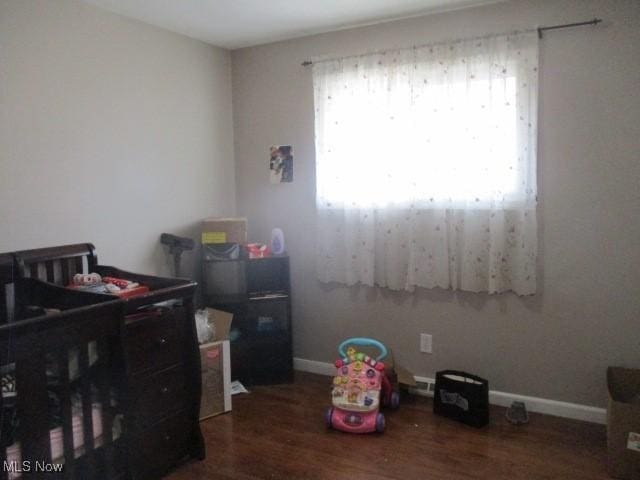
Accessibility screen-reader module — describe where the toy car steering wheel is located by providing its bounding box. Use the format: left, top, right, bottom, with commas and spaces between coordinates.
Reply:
338, 337, 388, 361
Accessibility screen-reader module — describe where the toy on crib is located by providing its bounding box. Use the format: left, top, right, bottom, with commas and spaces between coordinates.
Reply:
324, 337, 400, 434
73, 273, 102, 286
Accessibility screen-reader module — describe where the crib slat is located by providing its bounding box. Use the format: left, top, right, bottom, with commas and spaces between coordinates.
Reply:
0, 392, 6, 480
29, 263, 38, 280
0, 284, 8, 325
15, 349, 52, 478
45, 261, 55, 284
74, 256, 84, 276
0, 339, 9, 480
97, 339, 113, 443
96, 338, 115, 479
0, 253, 12, 325
60, 260, 70, 286
78, 344, 95, 475
57, 349, 75, 478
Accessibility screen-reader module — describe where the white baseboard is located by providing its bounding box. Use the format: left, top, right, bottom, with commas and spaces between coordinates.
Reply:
293, 357, 606, 425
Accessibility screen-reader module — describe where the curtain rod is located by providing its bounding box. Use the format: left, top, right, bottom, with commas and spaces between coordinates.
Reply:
301, 18, 602, 66
536, 17, 601, 38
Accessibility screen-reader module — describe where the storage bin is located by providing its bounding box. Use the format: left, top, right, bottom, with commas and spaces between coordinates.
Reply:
433, 370, 489, 428
203, 244, 240, 261
246, 257, 290, 295
608, 367, 640, 479
203, 260, 246, 296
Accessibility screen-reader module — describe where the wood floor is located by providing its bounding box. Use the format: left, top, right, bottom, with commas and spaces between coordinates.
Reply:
167, 371, 609, 480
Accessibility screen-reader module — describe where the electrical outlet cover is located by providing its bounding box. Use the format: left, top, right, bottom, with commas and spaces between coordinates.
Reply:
420, 334, 432, 353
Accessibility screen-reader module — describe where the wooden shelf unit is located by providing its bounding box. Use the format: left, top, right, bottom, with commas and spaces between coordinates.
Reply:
203, 255, 293, 386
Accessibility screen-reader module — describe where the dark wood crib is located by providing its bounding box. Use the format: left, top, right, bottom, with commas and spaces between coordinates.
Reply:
1, 244, 204, 479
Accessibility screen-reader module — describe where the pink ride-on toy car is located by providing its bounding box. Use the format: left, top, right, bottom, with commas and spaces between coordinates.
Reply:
325, 338, 399, 434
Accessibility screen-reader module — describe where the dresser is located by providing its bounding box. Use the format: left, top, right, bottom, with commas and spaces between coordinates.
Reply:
120, 278, 205, 480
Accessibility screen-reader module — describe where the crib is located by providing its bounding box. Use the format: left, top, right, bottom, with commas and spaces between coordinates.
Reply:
0, 254, 126, 479
1, 243, 204, 479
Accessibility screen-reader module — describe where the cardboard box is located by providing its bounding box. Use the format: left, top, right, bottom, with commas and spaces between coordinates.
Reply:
202, 217, 247, 244
349, 344, 416, 389
608, 367, 640, 479
200, 340, 232, 420
205, 308, 233, 342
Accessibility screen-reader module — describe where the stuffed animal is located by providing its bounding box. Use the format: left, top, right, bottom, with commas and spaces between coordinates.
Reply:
72, 273, 102, 286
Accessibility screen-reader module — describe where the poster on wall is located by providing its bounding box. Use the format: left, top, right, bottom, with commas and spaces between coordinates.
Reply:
269, 145, 293, 184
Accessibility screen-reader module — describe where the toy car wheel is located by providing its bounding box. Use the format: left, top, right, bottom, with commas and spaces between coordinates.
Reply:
390, 391, 400, 410
375, 413, 385, 433
325, 407, 334, 429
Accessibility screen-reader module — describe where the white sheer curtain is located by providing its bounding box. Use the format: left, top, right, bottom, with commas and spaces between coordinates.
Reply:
312, 32, 538, 295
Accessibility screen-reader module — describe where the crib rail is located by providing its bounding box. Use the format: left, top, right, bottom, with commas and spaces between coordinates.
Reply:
13, 244, 97, 287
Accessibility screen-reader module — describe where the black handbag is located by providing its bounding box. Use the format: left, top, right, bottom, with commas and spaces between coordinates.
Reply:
433, 370, 489, 427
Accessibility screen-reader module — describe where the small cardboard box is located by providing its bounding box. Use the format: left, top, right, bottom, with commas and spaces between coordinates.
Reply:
206, 308, 233, 342
607, 367, 640, 479
200, 340, 231, 420
202, 217, 247, 244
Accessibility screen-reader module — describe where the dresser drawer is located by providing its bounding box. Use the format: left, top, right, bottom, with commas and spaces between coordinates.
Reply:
130, 364, 188, 430
131, 410, 192, 479
125, 307, 186, 375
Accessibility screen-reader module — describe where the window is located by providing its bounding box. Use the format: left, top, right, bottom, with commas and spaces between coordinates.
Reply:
312, 33, 538, 295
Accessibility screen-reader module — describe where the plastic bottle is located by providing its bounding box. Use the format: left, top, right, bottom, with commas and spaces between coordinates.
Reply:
271, 228, 285, 255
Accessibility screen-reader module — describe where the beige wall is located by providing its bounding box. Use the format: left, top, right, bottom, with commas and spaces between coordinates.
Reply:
0, 0, 235, 277
232, 0, 640, 407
